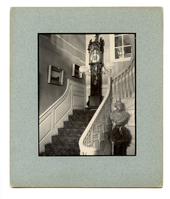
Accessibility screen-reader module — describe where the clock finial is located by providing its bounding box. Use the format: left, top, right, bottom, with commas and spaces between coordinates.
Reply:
95, 34, 100, 42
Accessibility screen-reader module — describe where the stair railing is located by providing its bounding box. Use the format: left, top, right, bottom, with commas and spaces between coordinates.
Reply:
79, 54, 135, 155
79, 77, 112, 155
112, 56, 135, 99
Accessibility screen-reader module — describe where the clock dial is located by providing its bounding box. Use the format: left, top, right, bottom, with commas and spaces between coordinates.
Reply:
91, 54, 99, 62
90, 51, 100, 63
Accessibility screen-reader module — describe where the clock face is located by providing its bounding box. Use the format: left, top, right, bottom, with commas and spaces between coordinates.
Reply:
90, 50, 100, 63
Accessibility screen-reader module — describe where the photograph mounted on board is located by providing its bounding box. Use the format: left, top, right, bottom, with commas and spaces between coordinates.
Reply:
38, 33, 136, 156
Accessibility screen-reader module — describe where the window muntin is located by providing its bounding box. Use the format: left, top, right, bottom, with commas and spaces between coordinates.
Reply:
114, 34, 132, 60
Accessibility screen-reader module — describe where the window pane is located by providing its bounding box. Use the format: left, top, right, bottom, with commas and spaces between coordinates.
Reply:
115, 36, 122, 47
123, 35, 131, 46
115, 47, 123, 59
124, 46, 131, 58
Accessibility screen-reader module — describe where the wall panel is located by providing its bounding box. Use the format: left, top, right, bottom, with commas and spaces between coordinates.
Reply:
39, 79, 85, 153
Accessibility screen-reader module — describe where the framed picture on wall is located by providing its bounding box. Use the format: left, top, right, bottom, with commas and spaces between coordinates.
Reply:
48, 65, 64, 85
72, 64, 82, 78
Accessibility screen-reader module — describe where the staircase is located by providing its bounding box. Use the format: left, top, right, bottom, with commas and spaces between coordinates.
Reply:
40, 109, 96, 156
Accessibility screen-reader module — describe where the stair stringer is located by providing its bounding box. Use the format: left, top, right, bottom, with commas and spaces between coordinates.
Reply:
39, 79, 86, 153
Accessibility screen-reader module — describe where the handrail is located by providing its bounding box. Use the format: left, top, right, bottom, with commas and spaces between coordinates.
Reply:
112, 54, 134, 80
112, 54, 135, 99
79, 77, 111, 155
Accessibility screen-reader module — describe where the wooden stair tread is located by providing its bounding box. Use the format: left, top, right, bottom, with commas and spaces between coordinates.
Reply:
41, 109, 95, 156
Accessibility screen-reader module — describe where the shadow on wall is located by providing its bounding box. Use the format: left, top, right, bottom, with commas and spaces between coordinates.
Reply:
39, 34, 86, 116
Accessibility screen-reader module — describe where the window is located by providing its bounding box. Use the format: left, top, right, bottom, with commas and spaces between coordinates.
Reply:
110, 34, 132, 62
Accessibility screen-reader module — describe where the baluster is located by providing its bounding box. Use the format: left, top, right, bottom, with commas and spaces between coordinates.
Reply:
128, 67, 131, 97
117, 77, 119, 99
126, 70, 129, 97
114, 78, 116, 98
130, 64, 133, 97
112, 80, 114, 98
117, 77, 119, 98
132, 61, 135, 97
117, 77, 120, 99
88, 132, 91, 147
114, 79, 116, 98
86, 134, 88, 147
118, 76, 121, 98
90, 128, 93, 147
118, 75, 121, 98
94, 124, 98, 145
127, 68, 130, 97
115, 78, 118, 99
113, 79, 116, 98
84, 136, 87, 147
120, 74, 123, 98
124, 71, 127, 97
120, 76, 122, 98
122, 73, 125, 98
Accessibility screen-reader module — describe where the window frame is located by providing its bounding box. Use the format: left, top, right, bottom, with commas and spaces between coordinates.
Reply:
110, 34, 132, 62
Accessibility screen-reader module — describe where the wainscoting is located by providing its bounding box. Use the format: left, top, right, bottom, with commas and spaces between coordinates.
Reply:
39, 79, 86, 153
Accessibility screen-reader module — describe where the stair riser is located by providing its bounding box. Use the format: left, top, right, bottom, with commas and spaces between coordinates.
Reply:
52, 138, 79, 146
63, 122, 89, 129
52, 139, 80, 146
73, 110, 95, 116
52, 134, 80, 140
68, 115, 93, 122
56, 135, 82, 141
52, 135, 80, 141
45, 145, 80, 156
46, 144, 79, 151
58, 129, 84, 135
52, 148, 79, 155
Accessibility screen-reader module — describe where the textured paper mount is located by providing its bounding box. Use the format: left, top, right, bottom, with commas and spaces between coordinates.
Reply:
10, 7, 163, 187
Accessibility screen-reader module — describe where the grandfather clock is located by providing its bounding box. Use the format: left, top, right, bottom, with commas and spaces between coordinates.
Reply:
87, 34, 105, 109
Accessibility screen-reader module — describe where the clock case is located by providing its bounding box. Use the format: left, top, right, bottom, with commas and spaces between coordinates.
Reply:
87, 35, 105, 109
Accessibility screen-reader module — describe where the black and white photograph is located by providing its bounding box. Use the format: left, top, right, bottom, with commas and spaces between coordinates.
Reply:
8, 6, 164, 190
38, 33, 136, 156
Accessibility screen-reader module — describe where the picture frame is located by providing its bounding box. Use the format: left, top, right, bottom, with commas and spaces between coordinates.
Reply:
72, 64, 82, 78
48, 65, 64, 85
